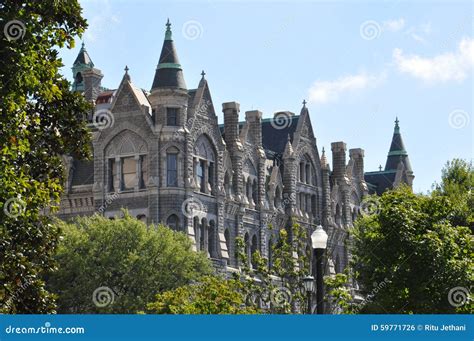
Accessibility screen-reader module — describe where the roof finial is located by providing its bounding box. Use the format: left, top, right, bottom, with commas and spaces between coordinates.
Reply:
81, 41, 85, 49
394, 116, 400, 134
302, 99, 307, 107
379, 164, 382, 171
165, 18, 172, 40
124, 65, 130, 81
201, 70, 206, 78
322, 146, 325, 154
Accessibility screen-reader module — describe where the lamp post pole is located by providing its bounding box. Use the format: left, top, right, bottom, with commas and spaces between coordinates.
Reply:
311, 225, 328, 315
315, 248, 324, 314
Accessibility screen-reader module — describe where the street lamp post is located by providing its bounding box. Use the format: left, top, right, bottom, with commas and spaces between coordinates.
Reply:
311, 225, 328, 314
302, 275, 314, 314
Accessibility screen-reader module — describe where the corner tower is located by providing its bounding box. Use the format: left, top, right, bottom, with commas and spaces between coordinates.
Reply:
149, 19, 188, 127
72, 42, 103, 102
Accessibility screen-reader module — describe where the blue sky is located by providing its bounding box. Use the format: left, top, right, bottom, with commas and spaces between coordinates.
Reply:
59, 0, 473, 193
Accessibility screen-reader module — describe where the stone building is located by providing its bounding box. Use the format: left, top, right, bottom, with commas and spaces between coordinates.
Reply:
58, 20, 414, 275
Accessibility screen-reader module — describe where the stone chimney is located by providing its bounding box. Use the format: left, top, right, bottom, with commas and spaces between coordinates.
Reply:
331, 142, 347, 181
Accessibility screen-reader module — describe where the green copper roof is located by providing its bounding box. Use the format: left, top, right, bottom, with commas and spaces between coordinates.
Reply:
157, 62, 182, 70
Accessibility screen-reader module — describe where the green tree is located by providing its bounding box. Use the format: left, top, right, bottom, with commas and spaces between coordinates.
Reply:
234, 219, 311, 314
433, 159, 474, 231
46, 213, 212, 313
324, 272, 354, 314
0, 0, 91, 313
351, 186, 473, 313
147, 276, 258, 314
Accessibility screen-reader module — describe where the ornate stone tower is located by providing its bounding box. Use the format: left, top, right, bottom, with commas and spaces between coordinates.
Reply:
72, 42, 103, 102
148, 19, 188, 128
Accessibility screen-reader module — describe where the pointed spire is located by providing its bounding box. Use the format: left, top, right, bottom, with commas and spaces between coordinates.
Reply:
320, 147, 329, 169
283, 134, 294, 159
384, 117, 412, 172
73, 41, 94, 67
151, 19, 187, 90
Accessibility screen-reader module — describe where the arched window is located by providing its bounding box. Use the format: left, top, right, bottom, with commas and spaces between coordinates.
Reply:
208, 221, 216, 258
166, 214, 179, 230
352, 207, 357, 223
274, 187, 282, 208
251, 235, 258, 268
305, 164, 310, 184
244, 233, 250, 264
224, 228, 231, 260
252, 179, 258, 205
194, 135, 216, 195
335, 254, 342, 274
200, 218, 207, 254
75, 72, 83, 84
335, 204, 342, 226
193, 217, 200, 250
224, 171, 232, 197
166, 147, 179, 187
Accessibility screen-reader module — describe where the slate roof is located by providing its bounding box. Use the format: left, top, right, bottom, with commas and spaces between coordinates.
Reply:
364, 170, 396, 195
151, 22, 186, 90
218, 115, 300, 160
73, 43, 94, 67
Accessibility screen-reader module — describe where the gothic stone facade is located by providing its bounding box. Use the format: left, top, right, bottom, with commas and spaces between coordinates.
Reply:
58, 22, 414, 275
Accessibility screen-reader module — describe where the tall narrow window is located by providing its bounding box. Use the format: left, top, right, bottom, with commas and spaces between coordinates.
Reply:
139, 155, 147, 189
108, 159, 115, 192
197, 160, 205, 192
208, 162, 214, 193
166, 214, 179, 230
121, 157, 136, 190
166, 107, 178, 126
166, 153, 178, 187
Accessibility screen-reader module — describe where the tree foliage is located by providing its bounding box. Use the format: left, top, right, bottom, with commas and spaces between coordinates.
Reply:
234, 220, 311, 314
351, 185, 473, 313
46, 213, 212, 313
433, 159, 474, 231
147, 276, 258, 314
0, 0, 90, 313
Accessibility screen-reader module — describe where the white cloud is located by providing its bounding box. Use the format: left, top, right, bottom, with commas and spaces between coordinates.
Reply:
83, 0, 120, 42
308, 72, 386, 104
383, 18, 405, 32
393, 37, 474, 83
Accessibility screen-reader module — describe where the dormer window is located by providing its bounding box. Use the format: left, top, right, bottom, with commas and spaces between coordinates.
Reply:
166, 107, 178, 126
